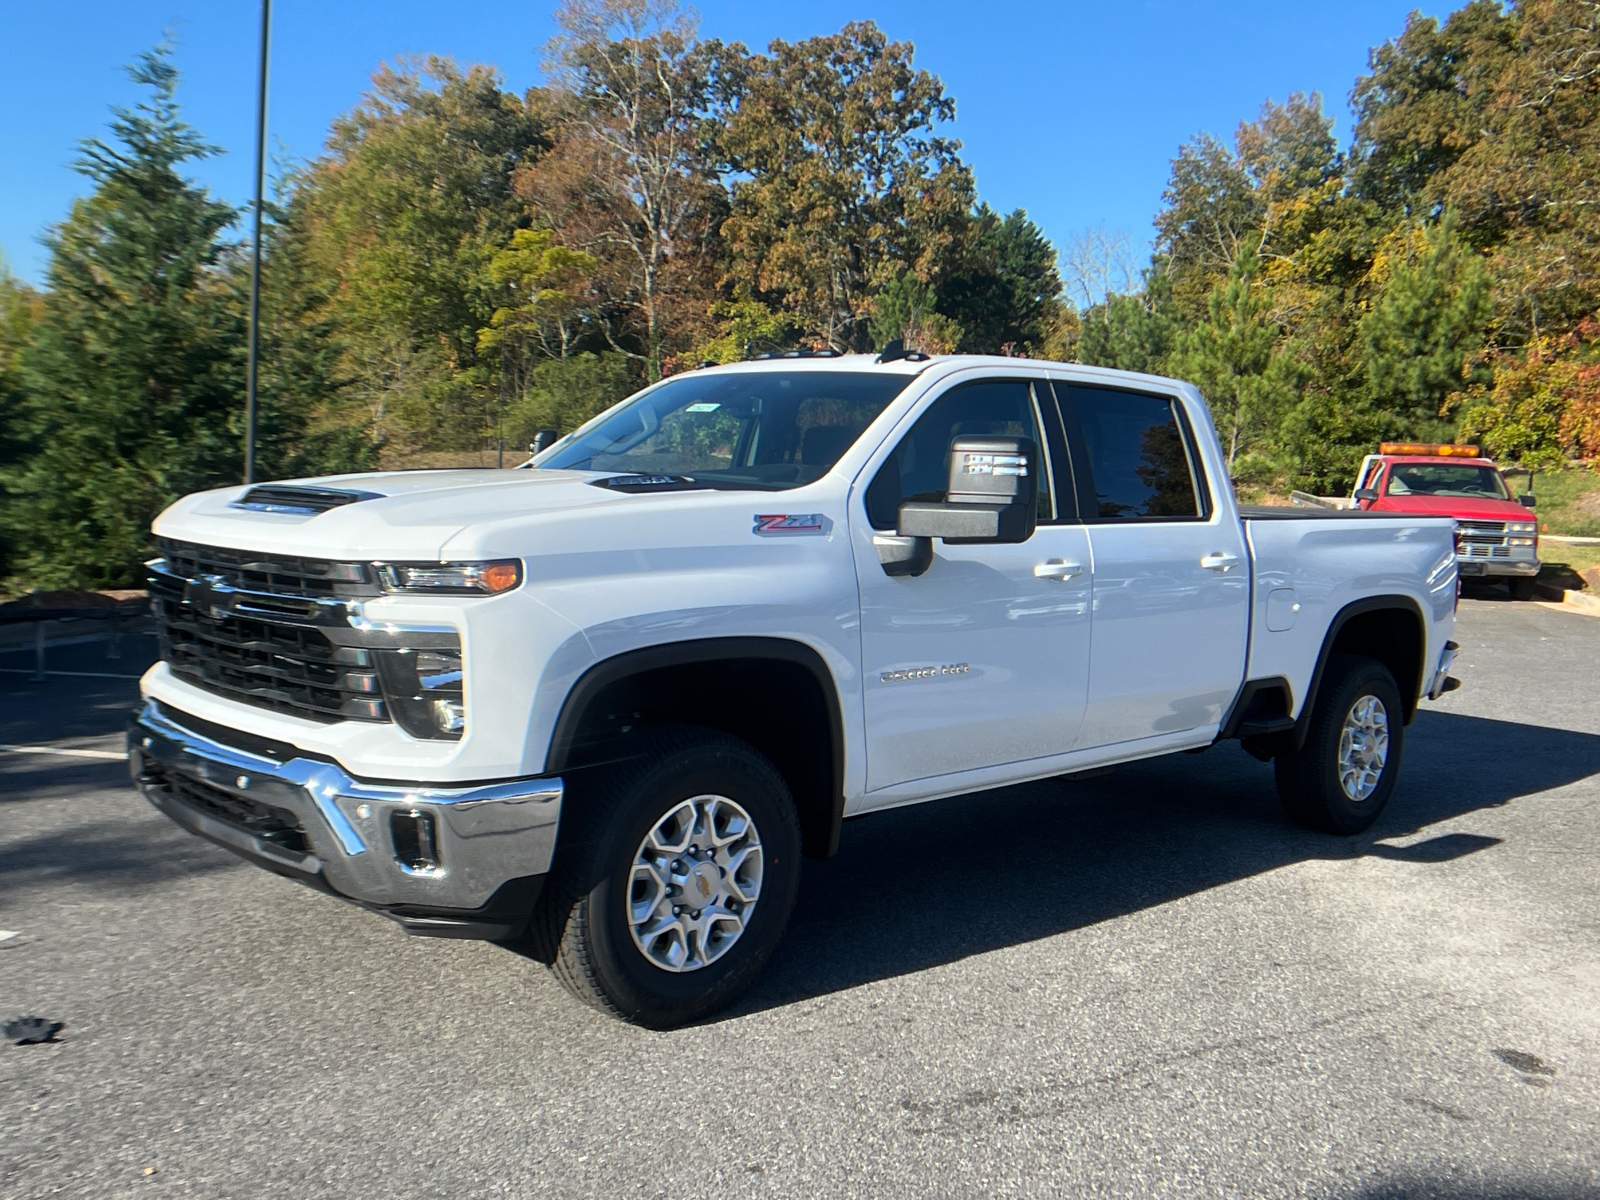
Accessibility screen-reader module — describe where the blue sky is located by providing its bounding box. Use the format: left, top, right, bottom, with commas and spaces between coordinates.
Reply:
1, 0, 1442, 286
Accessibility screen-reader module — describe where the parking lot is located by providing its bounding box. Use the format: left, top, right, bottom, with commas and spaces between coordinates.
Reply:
2, 596, 1597, 1199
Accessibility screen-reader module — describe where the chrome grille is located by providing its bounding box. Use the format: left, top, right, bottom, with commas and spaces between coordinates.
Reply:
151, 540, 389, 724
156, 538, 380, 600
1457, 518, 1508, 554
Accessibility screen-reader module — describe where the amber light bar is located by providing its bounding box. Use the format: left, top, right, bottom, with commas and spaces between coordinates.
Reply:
1379, 442, 1481, 457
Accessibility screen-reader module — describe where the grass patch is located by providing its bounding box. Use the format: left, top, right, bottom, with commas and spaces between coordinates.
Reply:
1500, 465, 1600, 537
1541, 544, 1600, 591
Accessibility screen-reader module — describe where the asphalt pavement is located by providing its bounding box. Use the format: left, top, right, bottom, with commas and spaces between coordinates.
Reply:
2, 600, 1597, 1199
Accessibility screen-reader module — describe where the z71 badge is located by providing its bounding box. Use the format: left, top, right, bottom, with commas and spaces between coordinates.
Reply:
753, 513, 829, 536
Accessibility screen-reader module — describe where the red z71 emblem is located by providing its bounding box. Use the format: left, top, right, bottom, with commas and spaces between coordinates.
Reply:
753, 513, 827, 535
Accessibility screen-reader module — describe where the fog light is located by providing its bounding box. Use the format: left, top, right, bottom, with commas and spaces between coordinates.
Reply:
433, 698, 465, 733
374, 647, 465, 741
391, 809, 440, 874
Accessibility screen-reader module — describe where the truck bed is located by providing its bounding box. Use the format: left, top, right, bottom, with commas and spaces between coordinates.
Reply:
1241, 507, 1456, 719
1238, 505, 1429, 521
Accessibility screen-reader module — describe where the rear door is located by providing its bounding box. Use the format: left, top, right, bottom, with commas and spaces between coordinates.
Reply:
852, 375, 1093, 793
1051, 381, 1249, 748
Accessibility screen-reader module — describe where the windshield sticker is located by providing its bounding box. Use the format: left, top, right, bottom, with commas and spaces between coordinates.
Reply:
684, 402, 721, 412
753, 513, 829, 536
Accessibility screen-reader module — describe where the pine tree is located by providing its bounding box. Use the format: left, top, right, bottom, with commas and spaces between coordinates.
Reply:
1168, 239, 1306, 475
1077, 261, 1179, 375
0, 257, 41, 579
1361, 212, 1492, 436
2, 48, 244, 589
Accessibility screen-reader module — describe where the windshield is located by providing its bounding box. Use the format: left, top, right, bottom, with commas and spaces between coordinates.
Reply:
1384, 463, 1510, 500
538, 370, 913, 490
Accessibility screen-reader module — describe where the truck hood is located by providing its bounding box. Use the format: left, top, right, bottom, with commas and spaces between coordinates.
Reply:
153, 469, 632, 559
1374, 495, 1534, 522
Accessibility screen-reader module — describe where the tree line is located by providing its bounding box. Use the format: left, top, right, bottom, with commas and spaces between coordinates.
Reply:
1078, 0, 1600, 488
1, 0, 1597, 589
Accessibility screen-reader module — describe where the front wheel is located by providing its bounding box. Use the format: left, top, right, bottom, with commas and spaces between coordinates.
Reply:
538, 727, 801, 1028
1274, 655, 1404, 835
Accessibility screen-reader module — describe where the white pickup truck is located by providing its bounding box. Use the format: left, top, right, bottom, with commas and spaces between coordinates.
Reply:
129, 354, 1462, 1026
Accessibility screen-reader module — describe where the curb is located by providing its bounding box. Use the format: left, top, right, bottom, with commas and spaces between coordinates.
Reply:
1532, 588, 1600, 618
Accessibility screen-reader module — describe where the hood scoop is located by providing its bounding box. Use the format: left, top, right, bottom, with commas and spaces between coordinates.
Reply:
589, 474, 711, 494
231, 485, 386, 515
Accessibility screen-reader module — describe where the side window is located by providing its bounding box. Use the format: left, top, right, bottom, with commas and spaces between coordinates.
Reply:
866, 380, 1054, 530
1058, 384, 1206, 521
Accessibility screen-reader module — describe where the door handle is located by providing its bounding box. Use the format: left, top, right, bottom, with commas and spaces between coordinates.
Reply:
1034, 559, 1084, 580
1199, 551, 1240, 571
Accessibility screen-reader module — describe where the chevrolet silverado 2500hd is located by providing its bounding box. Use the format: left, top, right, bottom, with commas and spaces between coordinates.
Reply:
128, 355, 1461, 1026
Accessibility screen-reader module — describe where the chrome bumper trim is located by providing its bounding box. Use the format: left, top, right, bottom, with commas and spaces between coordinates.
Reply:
128, 699, 561, 910
1427, 641, 1459, 701
1456, 558, 1539, 577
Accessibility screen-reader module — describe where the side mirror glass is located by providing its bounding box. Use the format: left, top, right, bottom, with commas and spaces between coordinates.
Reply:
1353, 487, 1380, 502
896, 436, 1038, 545
1519, 493, 1537, 507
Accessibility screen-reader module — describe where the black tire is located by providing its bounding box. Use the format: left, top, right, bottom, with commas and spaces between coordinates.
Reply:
1274, 655, 1404, 835
1510, 577, 1539, 602
534, 726, 801, 1028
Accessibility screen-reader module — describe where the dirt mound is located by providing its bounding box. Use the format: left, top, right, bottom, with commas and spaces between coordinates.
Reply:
1571, 487, 1600, 518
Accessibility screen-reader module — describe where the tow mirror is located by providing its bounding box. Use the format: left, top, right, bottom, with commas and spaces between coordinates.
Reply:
1353, 487, 1379, 502
530, 428, 560, 455
893, 435, 1038, 551
1519, 493, 1537, 507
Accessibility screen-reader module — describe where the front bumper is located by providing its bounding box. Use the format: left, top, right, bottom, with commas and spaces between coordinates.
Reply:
128, 700, 562, 938
1456, 555, 1539, 577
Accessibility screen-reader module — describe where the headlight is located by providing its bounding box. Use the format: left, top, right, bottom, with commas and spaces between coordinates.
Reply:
1509, 536, 1536, 546
377, 560, 522, 595
1507, 522, 1537, 534
374, 649, 466, 740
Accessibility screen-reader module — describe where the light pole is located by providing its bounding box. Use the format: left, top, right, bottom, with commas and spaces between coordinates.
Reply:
244, 0, 271, 484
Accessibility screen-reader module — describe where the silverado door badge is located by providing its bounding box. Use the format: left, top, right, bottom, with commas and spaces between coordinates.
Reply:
753, 514, 829, 536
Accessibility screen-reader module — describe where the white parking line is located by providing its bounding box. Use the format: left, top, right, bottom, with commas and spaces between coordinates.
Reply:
0, 668, 146, 680
0, 743, 126, 761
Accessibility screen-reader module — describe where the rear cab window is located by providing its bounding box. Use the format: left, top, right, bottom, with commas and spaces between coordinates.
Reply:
1050, 383, 1210, 521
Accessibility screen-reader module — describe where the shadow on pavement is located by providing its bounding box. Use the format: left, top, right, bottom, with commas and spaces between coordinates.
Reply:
0, 633, 153, 745
0, 817, 239, 899
1350, 1182, 1588, 1200
11, 660, 1600, 1003
0, 639, 239, 899
723, 709, 1600, 1016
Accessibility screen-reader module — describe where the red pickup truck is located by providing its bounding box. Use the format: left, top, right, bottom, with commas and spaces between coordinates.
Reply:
1351, 443, 1541, 599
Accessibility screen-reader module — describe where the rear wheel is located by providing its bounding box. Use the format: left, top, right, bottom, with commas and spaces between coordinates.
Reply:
535, 726, 801, 1028
1274, 655, 1404, 835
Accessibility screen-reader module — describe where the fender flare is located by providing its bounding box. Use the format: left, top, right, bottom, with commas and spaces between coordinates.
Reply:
545, 636, 849, 857
1291, 594, 1427, 750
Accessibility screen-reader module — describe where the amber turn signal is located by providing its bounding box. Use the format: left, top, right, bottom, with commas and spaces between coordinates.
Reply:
478, 561, 521, 593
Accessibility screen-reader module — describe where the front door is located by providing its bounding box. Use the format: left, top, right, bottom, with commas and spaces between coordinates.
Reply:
852, 376, 1093, 794
1052, 382, 1249, 748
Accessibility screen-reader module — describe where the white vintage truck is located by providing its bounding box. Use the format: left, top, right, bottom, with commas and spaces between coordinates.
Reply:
129, 354, 1462, 1026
